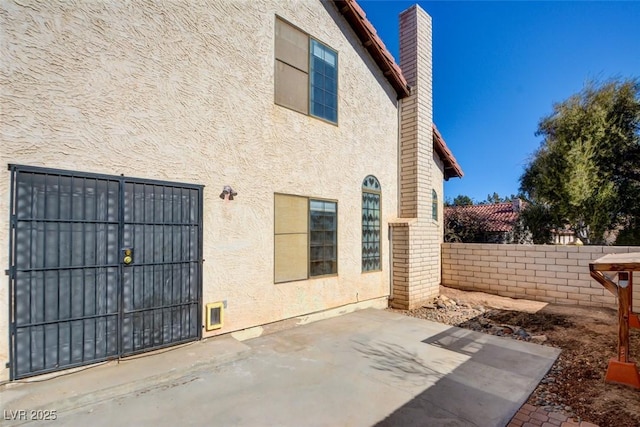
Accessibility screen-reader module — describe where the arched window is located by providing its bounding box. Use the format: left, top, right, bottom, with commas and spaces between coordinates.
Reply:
432, 189, 438, 221
362, 176, 381, 272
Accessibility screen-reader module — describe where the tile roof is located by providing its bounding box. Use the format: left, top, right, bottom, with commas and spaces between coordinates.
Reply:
332, 0, 463, 180
433, 124, 464, 180
332, 0, 410, 98
445, 202, 521, 233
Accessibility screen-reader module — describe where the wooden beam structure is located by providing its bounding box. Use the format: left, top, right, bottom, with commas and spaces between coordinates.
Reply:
589, 253, 640, 389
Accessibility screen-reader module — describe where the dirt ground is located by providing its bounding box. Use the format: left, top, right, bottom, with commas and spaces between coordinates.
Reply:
389, 286, 640, 427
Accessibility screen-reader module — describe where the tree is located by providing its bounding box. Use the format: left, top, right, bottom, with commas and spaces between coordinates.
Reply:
520, 78, 640, 244
518, 202, 554, 244
479, 192, 520, 205
452, 195, 473, 206
444, 208, 492, 243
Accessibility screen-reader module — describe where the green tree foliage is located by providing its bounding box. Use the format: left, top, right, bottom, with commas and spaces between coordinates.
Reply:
519, 202, 553, 244
452, 195, 473, 206
444, 208, 492, 243
480, 192, 520, 205
520, 78, 640, 245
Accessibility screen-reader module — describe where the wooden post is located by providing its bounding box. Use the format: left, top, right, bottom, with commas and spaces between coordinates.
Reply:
605, 271, 640, 388
618, 272, 631, 363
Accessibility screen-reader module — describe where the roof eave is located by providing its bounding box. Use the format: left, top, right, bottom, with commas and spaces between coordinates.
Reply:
433, 124, 464, 180
332, 0, 411, 99
333, 0, 464, 180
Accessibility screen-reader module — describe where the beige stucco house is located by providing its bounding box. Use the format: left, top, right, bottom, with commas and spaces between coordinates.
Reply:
0, 0, 462, 381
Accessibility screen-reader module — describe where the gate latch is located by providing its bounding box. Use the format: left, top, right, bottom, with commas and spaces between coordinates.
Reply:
122, 248, 134, 265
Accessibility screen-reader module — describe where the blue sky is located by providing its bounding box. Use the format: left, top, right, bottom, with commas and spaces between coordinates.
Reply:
359, 0, 640, 203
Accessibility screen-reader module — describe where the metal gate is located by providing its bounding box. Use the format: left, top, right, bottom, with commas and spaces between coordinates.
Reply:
8, 165, 203, 380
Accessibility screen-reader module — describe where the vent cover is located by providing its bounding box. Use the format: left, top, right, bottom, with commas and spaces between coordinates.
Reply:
206, 302, 224, 331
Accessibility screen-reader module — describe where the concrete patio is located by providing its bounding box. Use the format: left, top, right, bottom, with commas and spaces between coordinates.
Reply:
1, 309, 560, 427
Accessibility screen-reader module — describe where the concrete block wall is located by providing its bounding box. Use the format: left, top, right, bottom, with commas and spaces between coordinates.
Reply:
441, 243, 640, 308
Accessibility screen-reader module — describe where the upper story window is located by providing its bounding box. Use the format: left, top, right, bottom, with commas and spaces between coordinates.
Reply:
310, 40, 338, 123
274, 17, 338, 124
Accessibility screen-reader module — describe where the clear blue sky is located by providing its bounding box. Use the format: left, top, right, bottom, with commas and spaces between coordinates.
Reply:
359, 0, 640, 203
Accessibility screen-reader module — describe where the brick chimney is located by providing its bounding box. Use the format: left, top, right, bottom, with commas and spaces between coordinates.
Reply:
390, 5, 442, 309
398, 5, 433, 219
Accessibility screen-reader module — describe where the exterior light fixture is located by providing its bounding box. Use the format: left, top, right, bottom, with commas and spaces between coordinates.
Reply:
219, 185, 237, 200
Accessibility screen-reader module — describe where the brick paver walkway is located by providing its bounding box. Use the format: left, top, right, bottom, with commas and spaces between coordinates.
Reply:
508, 404, 599, 427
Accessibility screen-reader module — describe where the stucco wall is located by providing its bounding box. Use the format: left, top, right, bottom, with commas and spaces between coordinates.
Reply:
0, 0, 399, 381
442, 243, 640, 308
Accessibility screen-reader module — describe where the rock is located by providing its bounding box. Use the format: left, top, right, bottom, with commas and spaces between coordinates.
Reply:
422, 303, 436, 309
515, 328, 531, 341
531, 334, 548, 343
440, 295, 450, 302
501, 325, 515, 334
436, 301, 447, 310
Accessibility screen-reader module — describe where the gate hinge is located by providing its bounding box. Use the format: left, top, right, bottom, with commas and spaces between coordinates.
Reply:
5, 267, 15, 278
5, 362, 10, 369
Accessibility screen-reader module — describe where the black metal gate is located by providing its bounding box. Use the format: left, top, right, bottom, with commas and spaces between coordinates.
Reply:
8, 165, 203, 380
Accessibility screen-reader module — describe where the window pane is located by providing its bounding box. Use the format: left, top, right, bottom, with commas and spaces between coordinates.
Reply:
312, 87, 324, 105
325, 108, 336, 123
275, 61, 309, 114
309, 199, 337, 276
274, 194, 309, 283
311, 103, 325, 119
363, 176, 381, 191
275, 18, 309, 72
309, 40, 338, 123
325, 64, 336, 80
312, 56, 325, 75
275, 193, 308, 234
323, 49, 336, 67
275, 234, 308, 283
326, 91, 336, 109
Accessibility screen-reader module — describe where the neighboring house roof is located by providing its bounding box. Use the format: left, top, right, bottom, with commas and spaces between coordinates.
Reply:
333, 0, 464, 180
445, 201, 522, 233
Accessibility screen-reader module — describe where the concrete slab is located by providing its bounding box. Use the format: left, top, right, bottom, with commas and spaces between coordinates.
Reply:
0, 335, 251, 420
0, 309, 560, 427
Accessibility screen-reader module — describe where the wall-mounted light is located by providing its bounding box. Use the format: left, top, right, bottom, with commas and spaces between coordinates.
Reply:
220, 185, 238, 201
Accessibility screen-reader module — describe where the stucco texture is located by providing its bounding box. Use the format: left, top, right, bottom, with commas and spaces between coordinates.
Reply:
0, 0, 399, 380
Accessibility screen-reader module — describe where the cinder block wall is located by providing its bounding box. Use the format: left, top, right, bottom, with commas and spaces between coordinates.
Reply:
441, 243, 640, 308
